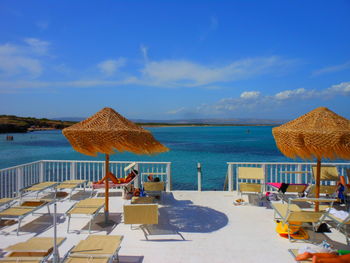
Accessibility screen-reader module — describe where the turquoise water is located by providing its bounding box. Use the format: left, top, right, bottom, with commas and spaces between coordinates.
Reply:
1, 126, 295, 190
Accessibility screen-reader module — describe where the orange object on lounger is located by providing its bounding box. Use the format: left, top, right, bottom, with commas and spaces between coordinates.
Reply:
296, 252, 350, 263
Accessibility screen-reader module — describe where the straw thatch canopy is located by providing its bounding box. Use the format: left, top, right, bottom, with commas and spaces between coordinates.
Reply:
62, 107, 169, 156
272, 107, 350, 160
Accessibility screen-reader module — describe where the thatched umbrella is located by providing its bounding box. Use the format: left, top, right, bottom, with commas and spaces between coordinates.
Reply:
272, 107, 350, 211
62, 107, 168, 222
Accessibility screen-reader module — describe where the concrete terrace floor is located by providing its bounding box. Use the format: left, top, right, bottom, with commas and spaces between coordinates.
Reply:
0, 190, 349, 263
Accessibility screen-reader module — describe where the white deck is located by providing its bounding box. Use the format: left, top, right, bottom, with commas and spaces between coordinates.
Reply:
1, 190, 349, 263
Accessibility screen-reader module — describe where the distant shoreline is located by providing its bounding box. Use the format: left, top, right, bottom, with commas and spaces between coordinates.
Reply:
0, 114, 281, 134
141, 123, 279, 127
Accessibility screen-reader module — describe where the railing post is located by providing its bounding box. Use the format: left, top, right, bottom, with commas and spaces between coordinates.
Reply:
297, 164, 302, 184
197, 163, 202, 191
70, 162, 77, 180
228, 164, 233, 192
39, 161, 45, 182
262, 164, 266, 192
134, 163, 140, 189
16, 167, 23, 197
166, 163, 171, 192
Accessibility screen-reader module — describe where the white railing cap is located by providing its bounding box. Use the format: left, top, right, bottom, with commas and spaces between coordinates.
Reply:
124, 162, 136, 172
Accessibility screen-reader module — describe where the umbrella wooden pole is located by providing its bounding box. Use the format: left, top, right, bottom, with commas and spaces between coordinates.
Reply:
105, 154, 110, 223
315, 158, 321, 212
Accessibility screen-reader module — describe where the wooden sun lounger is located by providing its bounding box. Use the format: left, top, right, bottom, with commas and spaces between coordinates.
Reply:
271, 198, 336, 242
20, 182, 58, 201
237, 167, 265, 197
66, 198, 105, 233
0, 198, 16, 210
124, 203, 158, 239
0, 199, 53, 235
0, 237, 66, 263
56, 180, 87, 200
63, 235, 123, 263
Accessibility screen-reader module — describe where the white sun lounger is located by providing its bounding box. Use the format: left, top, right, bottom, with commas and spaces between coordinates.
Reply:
56, 180, 87, 200
63, 235, 123, 263
0, 199, 54, 235
0, 237, 66, 263
20, 182, 58, 201
272, 198, 336, 242
66, 198, 105, 233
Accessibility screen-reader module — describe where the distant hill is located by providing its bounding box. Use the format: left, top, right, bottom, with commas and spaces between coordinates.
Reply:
133, 118, 287, 125
56, 117, 287, 125
52, 117, 85, 122
0, 115, 76, 133
1, 115, 287, 133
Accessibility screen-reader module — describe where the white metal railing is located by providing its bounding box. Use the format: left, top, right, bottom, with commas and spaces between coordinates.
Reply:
226, 162, 350, 191
0, 160, 172, 198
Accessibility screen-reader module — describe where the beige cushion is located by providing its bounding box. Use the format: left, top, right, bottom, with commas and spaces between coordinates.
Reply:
143, 182, 165, 192
238, 167, 264, 180
239, 183, 262, 193
124, 204, 158, 224
312, 166, 338, 181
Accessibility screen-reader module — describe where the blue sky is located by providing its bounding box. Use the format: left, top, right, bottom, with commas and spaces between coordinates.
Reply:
0, 1, 349, 120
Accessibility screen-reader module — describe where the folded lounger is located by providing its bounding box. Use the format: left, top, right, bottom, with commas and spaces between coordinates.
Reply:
63, 235, 123, 263
0, 236, 66, 263
0, 199, 53, 235
20, 182, 58, 201
66, 198, 105, 233
237, 167, 265, 197
267, 183, 308, 201
56, 180, 87, 200
272, 198, 336, 242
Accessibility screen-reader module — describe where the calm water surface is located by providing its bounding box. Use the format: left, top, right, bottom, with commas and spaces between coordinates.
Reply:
0, 126, 298, 190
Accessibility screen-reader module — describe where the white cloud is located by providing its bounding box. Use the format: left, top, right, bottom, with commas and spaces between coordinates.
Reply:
36, 21, 49, 30
275, 88, 307, 100
240, 91, 260, 99
200, 15, 219, 41
141, 56, 294, 87
166, 107, 186, 115
0, 43, 18, 55
97, 58, 126, 75
325, 81, 350, 95
0, 43, 43, 78
140, 44, 149, 62
0, 39, 51, 79
24, 38, 50, 55
313, 61, 350, 76
173, 81, 350, 117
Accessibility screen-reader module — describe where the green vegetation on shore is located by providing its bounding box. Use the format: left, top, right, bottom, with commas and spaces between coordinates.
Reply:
0, 115, 76, 133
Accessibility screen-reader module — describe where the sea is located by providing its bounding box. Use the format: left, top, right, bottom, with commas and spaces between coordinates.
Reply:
0, 126, 314, 190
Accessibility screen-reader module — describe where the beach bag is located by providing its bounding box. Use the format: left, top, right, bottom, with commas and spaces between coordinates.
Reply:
316, 223, 331, 233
